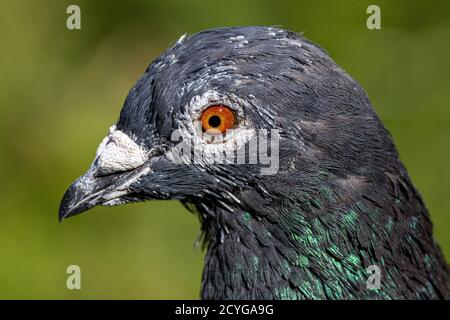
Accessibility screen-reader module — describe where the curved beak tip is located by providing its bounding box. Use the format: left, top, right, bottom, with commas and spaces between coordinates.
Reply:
58, 181, 91, 222
58, 162, 144, 222
58, 185, 76, 222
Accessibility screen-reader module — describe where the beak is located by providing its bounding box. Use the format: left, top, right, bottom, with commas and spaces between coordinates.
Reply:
58, 164, 148, 221
59, 125, 153, 221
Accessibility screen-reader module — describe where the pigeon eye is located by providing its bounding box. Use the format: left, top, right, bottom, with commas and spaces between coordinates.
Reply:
200, 105, 236, 134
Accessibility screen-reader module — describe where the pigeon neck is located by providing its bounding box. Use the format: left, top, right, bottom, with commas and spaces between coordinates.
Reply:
198, 200, 363, 300
197, 181, 449, 300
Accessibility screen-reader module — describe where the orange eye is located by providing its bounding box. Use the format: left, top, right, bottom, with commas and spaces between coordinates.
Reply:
200, 105, 236, 134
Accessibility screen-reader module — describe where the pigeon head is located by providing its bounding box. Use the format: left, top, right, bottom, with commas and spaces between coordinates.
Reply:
59, 26, 449, 300
59, 26, 389, 218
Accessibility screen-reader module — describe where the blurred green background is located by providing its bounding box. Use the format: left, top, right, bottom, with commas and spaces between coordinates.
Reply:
0, 0, 449, 299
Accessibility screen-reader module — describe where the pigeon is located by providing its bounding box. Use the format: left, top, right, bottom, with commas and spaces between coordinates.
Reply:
59, 26, 449, 299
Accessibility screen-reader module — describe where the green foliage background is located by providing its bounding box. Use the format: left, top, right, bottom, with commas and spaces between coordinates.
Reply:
0, 0, 449, 299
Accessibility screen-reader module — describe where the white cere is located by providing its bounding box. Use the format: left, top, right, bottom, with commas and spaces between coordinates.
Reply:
95, 125, 148, 175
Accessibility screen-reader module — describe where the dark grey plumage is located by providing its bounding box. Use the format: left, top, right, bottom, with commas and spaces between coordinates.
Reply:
59, 26, 450, 299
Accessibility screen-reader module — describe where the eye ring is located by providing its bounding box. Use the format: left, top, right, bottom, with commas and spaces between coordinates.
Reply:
200, 105, 236, 134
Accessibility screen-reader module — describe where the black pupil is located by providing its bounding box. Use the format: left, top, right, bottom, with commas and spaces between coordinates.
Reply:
208, 115, 221, 128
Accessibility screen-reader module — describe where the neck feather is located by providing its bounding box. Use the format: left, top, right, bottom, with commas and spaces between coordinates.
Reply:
195, 174, 449, 300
